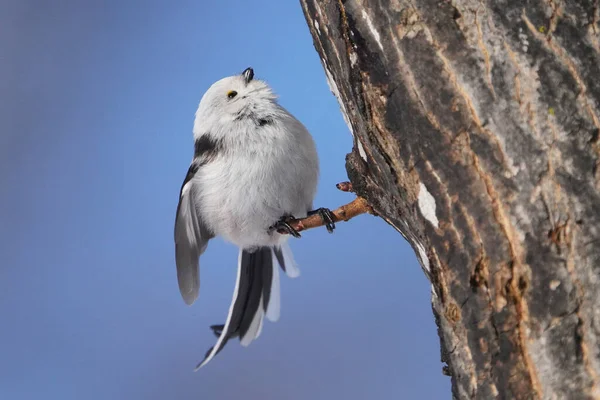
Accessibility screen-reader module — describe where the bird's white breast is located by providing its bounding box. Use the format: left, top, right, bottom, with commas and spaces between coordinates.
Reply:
194, 123, 318, 249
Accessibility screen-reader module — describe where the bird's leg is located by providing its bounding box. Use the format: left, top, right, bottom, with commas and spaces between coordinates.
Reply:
271, 215, 302, 238
307, 208, 336, 233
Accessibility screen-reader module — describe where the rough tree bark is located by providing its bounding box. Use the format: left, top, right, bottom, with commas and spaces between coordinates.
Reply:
299, 0, 600, 398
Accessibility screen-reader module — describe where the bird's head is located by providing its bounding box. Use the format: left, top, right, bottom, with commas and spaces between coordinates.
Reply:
194, 67, 278, 131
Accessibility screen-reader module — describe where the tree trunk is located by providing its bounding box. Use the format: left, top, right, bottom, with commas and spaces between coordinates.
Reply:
299, 0, 600, 398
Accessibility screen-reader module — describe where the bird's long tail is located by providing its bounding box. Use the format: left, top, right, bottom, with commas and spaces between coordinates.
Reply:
194, 242, 299, 370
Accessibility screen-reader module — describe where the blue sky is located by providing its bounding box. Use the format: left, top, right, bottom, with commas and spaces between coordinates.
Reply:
0, 1, 449, 398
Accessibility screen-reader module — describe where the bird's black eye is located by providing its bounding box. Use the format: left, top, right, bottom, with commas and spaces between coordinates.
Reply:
227, 90, 237, 99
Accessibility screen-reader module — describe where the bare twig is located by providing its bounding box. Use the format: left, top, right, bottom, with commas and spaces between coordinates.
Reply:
336, 181, 354, 192
280, 182, 374, 235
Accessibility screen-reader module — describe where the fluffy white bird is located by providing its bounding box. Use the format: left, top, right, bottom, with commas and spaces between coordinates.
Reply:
174, 67, 335, 369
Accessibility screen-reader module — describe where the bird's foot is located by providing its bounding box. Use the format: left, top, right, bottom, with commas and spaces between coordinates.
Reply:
308, 207, 336, 233
271, 216, 302, 238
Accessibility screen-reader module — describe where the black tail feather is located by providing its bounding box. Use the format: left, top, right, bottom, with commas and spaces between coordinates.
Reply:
273, 246, 286, 273
238, 248, 271, 339
195, 246, 274, 369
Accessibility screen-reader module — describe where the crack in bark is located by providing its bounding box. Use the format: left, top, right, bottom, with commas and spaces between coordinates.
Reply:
546, 0, 561, 38
473, 6, 496, 98
523, 12, 600, 133
502, 41, 544, 143
503, 42, 523, 106
563, 217, 600, 394
466, 130, 542, 396
429, 36, 515, 174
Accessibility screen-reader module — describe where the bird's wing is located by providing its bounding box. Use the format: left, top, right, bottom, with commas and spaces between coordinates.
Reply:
174, 162, 212, 305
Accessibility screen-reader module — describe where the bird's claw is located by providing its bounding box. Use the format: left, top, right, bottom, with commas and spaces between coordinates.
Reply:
308, 207, 336, 233
271, 216, 302, 238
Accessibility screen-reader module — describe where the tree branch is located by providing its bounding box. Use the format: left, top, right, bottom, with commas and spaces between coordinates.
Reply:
280, 182, 375, 235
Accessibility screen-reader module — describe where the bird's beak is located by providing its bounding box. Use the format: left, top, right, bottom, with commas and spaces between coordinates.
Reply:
242, 67, 254, 83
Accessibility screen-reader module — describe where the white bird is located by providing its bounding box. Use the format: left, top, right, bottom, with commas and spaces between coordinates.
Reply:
174, 67, 335, 370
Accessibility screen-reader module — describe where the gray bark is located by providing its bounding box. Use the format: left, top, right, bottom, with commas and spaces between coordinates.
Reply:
299, 0, 600, 398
